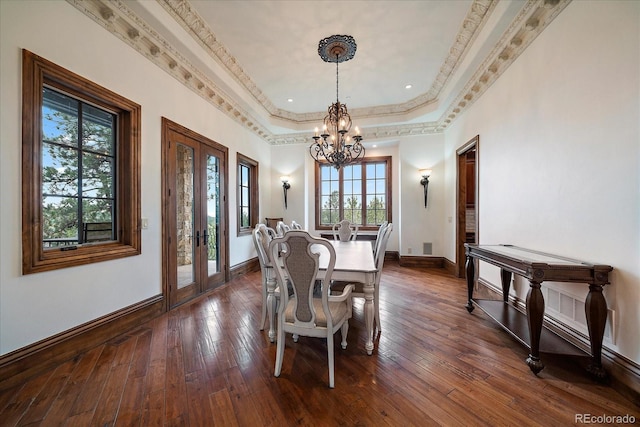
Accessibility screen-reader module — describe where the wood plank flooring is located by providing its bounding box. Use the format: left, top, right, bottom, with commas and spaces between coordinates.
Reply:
1, 262, 638, 426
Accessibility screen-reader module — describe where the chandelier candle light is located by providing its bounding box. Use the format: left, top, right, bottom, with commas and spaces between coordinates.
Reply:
310, 35, 364, 170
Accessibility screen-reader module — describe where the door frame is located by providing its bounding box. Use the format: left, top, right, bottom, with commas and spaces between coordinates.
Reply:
455, 135, 479, 278
161, 117, 229, 310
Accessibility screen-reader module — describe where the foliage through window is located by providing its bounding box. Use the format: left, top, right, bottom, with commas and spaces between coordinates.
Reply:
22, 49, 141, 274
42, 87, 116, 247
316, 157, 391, 230
237, 153, 258, 235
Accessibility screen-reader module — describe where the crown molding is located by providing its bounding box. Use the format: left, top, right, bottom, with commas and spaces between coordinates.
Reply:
158, 0, 497, 123
435, 0, 572, 131
270, 122, 441, 146
66, 0, 275, 142
66, 0, 571, 145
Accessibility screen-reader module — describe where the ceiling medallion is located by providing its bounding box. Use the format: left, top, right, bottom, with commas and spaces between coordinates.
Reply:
310, 35, 364, 170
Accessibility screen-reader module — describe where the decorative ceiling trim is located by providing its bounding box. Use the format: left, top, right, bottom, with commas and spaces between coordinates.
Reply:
272, 0, 573, 144
270, 122, 441, 146
434, 0, 572, 132
66, 0, 571, 145
158, 0, 497, 123
66, 0, 275, 142
158, 0, 281, 118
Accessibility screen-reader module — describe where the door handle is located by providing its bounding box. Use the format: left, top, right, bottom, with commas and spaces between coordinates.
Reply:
203, 229, 209, 246
196, 230, 200, 247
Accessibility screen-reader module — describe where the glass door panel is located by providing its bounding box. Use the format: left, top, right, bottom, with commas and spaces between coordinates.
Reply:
202, 146, 225, 290
206, 153, 220, 276
176, 143, 195, 288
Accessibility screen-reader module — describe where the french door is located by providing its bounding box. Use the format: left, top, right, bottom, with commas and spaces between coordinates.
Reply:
162, 118, 228, 309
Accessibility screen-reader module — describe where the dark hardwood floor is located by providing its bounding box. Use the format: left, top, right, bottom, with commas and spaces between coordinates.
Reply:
1, 262, 638, 426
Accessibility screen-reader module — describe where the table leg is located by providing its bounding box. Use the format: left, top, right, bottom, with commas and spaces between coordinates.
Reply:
585, 283, 608, 380
525, 280, 545, 374
363, 272, 375, 355
465, 255, 475, 313
501, 269, 512, 302
266, 268, 277, 343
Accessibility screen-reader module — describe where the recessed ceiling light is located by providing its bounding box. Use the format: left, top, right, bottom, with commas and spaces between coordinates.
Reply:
287, 98, 293, 102
372, 144, 377, 148
405, 84, 412, 89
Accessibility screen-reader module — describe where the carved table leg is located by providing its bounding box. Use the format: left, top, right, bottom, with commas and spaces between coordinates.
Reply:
266, 268, 277, 343
363, 272, 375, 355
465, 255, 475, 313
585, 283, 608, 380
525, 280, 545, 374
500, 269, 512, 302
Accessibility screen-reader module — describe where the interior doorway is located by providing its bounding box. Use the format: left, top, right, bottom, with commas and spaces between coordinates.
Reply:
162, 118, 229, 309
456, 135, 479, 278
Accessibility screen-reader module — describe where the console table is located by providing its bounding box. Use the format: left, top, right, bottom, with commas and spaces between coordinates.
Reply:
464, 244, 613, 379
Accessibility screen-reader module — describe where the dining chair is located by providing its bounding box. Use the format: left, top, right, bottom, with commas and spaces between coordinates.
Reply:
252, 223, 281, 338
332, 219, 358, 241
269, 230, 354, 388
373, 221, 389, 259
332, 222, 392, 333
290, 220, 303, 230
265, 217, 283, 230
276, 220, 291, 236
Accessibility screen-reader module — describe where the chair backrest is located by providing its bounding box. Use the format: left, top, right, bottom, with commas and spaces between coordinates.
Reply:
374, 223, 393, 280
269, 231, 336, 329
252, 223, 274, 269
276, 221, 291, 237
373, 221, 389, 259
332, 220, 358, 242
290, 220, 303, 230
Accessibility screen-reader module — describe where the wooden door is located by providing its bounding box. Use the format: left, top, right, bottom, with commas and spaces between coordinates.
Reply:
162, 118, 228, 309
456, 135, 479, 278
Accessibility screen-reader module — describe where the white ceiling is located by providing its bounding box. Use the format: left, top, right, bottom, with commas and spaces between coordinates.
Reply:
189, 0, 474, 115
82, 0, 569, 142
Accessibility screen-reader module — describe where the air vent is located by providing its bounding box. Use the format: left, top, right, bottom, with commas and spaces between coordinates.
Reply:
546, 288, 616, 345
423, 243, 432, 255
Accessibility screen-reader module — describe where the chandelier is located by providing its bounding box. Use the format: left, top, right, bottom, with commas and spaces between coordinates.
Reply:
310, 35, 364, 170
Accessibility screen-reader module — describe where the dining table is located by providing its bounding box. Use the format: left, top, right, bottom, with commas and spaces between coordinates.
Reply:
266, 239, 379, 355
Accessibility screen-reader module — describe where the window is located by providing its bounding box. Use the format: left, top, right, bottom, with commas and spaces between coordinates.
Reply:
315, 156, 392, 230
22, 49, 141, 274
42, 88, 117, 246
237, 153, 258, 235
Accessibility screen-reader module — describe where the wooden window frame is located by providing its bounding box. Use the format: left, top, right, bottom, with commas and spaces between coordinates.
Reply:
22, 49, 141, 274
236, 153, 259, 236
314, 156, 392, 231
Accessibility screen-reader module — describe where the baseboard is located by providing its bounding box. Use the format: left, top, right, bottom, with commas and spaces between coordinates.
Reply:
398, 255, 444, 269
0, 294, 164, 391
443, 258, 457, 276
475, 278, 640, 405
0, 260, 260, 391
229, 257, 260, 281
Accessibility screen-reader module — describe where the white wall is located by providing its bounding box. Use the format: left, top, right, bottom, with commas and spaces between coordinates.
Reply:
443, 1, 639, 363
268, 144, 308, 226
2, 0, 638, 369
397, 134, 445, 256
0, 1, 271, 355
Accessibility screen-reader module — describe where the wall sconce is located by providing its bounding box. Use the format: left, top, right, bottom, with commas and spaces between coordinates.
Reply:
280, 176, 291, 209
419, 169, 432, 208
